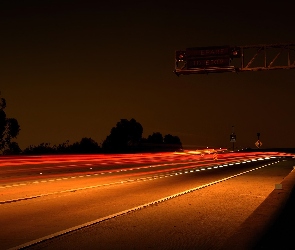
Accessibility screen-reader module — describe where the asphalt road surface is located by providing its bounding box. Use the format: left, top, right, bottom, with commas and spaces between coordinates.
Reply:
0, 150, 294, 250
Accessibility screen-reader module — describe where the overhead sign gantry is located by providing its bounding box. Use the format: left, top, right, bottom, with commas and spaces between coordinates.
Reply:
174, 43, 295, 75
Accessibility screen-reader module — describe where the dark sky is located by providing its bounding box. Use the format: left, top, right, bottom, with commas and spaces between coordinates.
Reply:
1, 0, 295, 150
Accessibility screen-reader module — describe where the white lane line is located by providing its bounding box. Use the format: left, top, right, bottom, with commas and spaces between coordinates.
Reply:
0, 158, 280, 191
7, 162, 274, 250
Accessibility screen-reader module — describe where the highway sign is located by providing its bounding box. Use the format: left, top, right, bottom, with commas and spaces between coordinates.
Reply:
174, 43, 295, 75
230, 133, 236, 142
255, 140, 262, 148
187, 57, 230, 69
186, 46, 230, 58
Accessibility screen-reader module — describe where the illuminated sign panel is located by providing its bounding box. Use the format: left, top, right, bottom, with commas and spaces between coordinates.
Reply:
187, 57, 230, 69
184, 46, 231, 69
186, 46, 230, 58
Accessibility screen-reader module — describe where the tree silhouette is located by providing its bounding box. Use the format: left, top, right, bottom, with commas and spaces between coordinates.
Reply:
54, 140, 71, 154
20, 118, 182, 155
6, 142, 22, 155
142, 132, 182, 152
147, 132, 163, 144
0, 97, 21, 154
163, 134, 182, 151
70, 137, 100, 153
22, 142, 54, 155
164, 134, 181, 145
102, 118, 143, 152
22, 138, 101, 155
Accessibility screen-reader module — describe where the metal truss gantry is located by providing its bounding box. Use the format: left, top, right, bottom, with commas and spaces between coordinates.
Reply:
174, 43, 295, 75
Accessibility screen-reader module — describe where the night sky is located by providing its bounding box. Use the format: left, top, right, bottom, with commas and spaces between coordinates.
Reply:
1, 0, 295, 150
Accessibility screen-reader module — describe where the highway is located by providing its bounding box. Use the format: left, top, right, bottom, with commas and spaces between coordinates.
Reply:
0, 149, 293, 250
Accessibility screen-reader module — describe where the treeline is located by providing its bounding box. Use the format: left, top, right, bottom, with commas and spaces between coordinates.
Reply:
22, 119, 182, 155
0, 96, 182, 155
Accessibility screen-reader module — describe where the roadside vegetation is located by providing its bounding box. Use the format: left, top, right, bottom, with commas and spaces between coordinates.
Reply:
0, 97, 182, 155
0, 97, 21, 155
